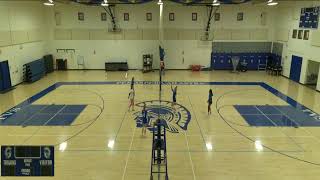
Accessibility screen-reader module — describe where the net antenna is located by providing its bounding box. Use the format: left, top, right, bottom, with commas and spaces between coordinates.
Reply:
200, 5, 219, 41
102, 4, 121, 32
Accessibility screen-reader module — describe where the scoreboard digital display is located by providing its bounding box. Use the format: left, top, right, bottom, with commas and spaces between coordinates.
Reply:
299, 6, 319, 29
1, 146, 54, 176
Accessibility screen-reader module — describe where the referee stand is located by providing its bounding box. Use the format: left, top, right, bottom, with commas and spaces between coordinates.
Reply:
150, 119, 169, 180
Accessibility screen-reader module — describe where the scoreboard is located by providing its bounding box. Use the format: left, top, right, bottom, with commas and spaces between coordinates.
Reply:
299, 7, 319, 29
1, 146, 54, 176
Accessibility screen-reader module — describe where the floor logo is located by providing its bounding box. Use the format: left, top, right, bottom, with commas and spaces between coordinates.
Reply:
134, 100, 191, 133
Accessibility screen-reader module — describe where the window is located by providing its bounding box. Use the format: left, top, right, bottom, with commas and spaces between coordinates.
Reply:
237, 12, 243, 21
101, 13, 107, 21
169, 13, 175, 21
303, 30, 310, 40
292, 29, 297, 39
78, 12, 84, 21
298, 30, 303, 39
124, 13, 129, 21
215, 13, 220, 21
192, 13, 197, 21
146, 13, 152, 21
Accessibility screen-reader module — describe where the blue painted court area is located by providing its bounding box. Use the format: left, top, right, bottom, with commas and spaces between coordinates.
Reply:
0, 105, 86, 126
235, 105, 320, 127
1, 81, 320, 128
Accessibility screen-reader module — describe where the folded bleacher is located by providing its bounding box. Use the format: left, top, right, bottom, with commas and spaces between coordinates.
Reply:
23, 59, 46, 83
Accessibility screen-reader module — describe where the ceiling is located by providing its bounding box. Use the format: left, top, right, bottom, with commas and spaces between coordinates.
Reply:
0, 0, 314, 5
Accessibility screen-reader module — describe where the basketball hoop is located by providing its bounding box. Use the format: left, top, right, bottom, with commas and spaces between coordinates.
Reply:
200, 31, 214, 41
108, 24, 122, 33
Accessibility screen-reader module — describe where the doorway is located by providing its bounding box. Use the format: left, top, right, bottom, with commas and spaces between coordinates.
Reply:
305, 60, 320, 90
290, 55, 303, 83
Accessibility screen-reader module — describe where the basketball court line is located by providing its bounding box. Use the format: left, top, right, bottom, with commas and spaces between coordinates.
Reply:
5, 132, 316, 137
17, 105, 50, 126
187, 96, 207, 146
21, 105, 67, 145
2, 81, 318, 120
216, 89, 320, 166
272, 105, 320, 145
121, 117, 138, 180
189, 88, 305, 152
255, 106, 305, 151
6, 133, 317, 139
114, 110, 129, 142
1, 81, 319, 160
60, 149, 304, 153
184, 131, 197, 180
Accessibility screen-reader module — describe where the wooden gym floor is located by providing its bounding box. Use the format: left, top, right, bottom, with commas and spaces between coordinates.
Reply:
1, 70, 320, 180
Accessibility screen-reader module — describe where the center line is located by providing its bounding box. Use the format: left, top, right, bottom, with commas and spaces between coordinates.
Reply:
121, 122, 137, 180
184, 131, 196, 180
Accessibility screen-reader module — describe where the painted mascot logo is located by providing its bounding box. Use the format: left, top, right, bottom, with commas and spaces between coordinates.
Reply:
134, 100, 191, 133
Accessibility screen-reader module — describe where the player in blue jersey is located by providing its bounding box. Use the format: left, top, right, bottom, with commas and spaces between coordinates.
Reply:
171, 85, 177, 111
207, 89, 213, 115
131, 77, 135, 90
141, 103, 148, 136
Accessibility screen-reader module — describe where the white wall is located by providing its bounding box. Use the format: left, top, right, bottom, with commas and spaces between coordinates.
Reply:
0, 42, 46, 85
47, 2, 275, 70
2, 1, 319, 86
50, 40, 159, 69
0, 1, 47, 85
273, 1, 320, 91
317, 70, 320, 90
0, 0, 276, 85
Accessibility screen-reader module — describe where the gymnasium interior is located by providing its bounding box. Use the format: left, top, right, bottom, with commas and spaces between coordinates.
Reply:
0, 0, 320, 179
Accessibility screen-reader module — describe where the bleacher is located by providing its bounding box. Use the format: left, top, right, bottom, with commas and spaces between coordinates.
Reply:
23, 55, 54, 83
23, 59, 46, 83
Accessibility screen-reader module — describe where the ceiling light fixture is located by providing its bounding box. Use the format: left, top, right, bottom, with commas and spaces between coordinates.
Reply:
44, 0, 54, 6
101, 0, 109, 6
212, 0, 220, 6
267, 0, 278, 6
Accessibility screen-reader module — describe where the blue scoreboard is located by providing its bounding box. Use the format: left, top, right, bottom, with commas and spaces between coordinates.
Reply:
299, 7, 319, 29
1, 146, 54, 176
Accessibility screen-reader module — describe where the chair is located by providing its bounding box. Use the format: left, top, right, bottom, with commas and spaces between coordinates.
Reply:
266, 56, 274, 74
275, 65, 283, 76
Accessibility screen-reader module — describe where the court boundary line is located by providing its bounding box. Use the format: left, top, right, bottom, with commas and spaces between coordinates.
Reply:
184, 131, 197, 180
58, 149, 305, 153
254, 106, 305, 152
21, 105, 67, 145
216, 89, 320, 166
121, 117, 138, 180
187, 96, 207, 146
1, 81, 319, 127
272, 106, 320, 144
